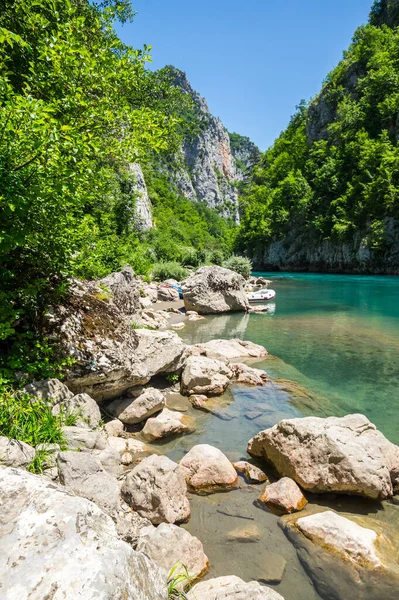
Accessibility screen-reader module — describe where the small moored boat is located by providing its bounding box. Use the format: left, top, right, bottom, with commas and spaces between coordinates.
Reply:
247, 288, 276, 303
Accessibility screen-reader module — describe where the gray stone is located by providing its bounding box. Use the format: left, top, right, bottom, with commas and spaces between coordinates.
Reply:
53, 392, 101, 428
122, 454, 190, 524
99, 265, 141, 316
136, 523, 209, 584
57, 451, 120, 516
182, 266, 249, 314
248, 414, 399, 499
128, 163, 153, 230
0, 437, 35, 468
0, 467, 167, 599
62, 426, 107, 451
258, 555, 287, 584
21, 378, 73, 405
181, 355, 232, 396
107, 388, 165, 425
104, 418, 124, 437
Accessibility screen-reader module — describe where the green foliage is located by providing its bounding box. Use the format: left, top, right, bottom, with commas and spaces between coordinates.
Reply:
167, 563, 191, 599
208, 249, 225, 265
131, 322, 156, 330
238, 18, 399, 258
222, 255, 252, 279
0, 387, 76, 472
152, 262, 188, 282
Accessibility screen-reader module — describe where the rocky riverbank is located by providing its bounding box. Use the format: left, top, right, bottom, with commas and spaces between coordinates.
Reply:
1, 266, 399, 600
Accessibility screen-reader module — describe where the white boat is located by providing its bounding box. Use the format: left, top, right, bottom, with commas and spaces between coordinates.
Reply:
247, 288, 276, 302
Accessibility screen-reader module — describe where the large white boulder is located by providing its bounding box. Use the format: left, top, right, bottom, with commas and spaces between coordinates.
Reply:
136, 523, 209, 584
181, 355, 233, 396
107, 388, 165, 425
180, 444, 238, 494
62, 426, 107, 451
0, 467, 167, 599
182, 266, 249, 314
122, 454, 190, 524
187, 576, 284, 599
248, 414, 399, 499
53, 392, 101, 429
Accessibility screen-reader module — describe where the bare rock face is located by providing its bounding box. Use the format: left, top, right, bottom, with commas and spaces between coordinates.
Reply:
107, 388, 165, 425
0, 437, 35, 468
98, 265, 141, 316
181, 355, 233, 396
182, 266, 249, 314
128, 163, 153, 230
180, 444, 238, 494
187, 576, 284, 600
281, 510, 399, 600
196, 338, 267, 359
57, 451, 121, 516
248, 414, 399, 499
53, 392, 101, 429
141, 408, 195, 441
136, 523, 209, 585
121, 454, 190, 524
0, 467, 167, 600
258, 478, 307, 515
233, 461, 267, 483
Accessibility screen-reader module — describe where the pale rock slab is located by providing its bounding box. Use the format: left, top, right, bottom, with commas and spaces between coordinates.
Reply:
248, 414, 399, 499
136, 523, 209, 584
196, 338, 267, 359
62, 426, 107, 451
107, 388, 165, 425
121, 454, 190, 524
0, 467, 167, 600
181, 355, 232, 396
187, 576, 284, 599
180, 444, 238, 494
259, 477, 308, 514
0, 437, 35, 468
141, 408, 195, 441
182, 266, 249, 314
57, 451, 120, 516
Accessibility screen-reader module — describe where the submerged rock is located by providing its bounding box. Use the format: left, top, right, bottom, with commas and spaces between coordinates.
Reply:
226, 524, 262, 543
258, 477, 307, 515
233, 461, 267, 483
195, 338, 267, 359
107, 388, 165, 425
182, 266, 249, 314
180, 444, 238, 494
257, 554, 287, 584
281, 510, 399, 600
248, 414, 399, 499
136, 523, 209, 585
187, 575, 284, 599
0, 467, 168, 599
141, 408, 195, 441
121, 454, 190, 524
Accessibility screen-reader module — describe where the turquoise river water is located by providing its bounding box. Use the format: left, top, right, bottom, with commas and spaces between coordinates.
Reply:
155, 273, 399, 600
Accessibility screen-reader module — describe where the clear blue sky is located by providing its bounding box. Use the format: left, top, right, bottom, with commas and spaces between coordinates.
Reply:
116, 0, 373, 150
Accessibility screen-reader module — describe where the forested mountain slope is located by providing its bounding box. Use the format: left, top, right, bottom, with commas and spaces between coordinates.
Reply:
237, 0, 399, 273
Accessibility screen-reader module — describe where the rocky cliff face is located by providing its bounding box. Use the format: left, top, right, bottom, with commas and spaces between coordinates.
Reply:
253, 218, 399, 274
161, 67, 243, 223
129, 163, 153, 230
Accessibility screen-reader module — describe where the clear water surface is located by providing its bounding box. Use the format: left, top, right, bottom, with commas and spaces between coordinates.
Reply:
156, 273, 399, 600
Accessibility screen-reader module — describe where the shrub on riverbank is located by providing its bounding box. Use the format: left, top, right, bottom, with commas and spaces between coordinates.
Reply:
222, 255, 252, 279
152, 262, 189, 282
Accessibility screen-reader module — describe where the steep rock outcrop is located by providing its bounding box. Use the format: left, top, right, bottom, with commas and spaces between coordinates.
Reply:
129, 163, 153, 230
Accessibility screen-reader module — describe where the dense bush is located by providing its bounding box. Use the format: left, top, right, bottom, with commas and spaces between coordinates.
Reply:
237, 10, 399, 257
222, 255, 252, 279
152, 262, 189, 282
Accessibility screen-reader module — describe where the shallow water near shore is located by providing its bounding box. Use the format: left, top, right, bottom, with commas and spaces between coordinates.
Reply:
161, 273, 399, 599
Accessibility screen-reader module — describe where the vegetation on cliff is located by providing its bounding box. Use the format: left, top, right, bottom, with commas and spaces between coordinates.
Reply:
237, 1, 399, 265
